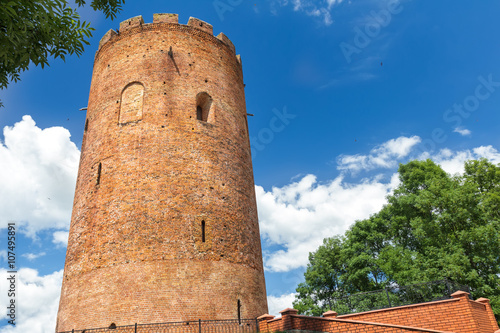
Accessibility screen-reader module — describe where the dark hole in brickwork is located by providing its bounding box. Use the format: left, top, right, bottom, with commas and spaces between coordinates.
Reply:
197, 106, 203, 121
85, 119, 88, 132
109, 323, 117, 329
201, 220, 206, 242
161, 125, 165, 128
96, 162, 102, 185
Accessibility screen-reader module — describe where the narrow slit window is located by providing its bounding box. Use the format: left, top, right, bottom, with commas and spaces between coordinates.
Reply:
96, 162, 102, 185
237, 299, 241, 324
201, 220, 206, 242
85, 119, 89, 132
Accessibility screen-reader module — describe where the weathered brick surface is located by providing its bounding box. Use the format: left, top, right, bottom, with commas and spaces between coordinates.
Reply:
259, 292, 499, 333
56, 15, 267, 332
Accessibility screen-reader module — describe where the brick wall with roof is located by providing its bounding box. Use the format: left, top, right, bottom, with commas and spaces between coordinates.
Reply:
258, 291, 500, 333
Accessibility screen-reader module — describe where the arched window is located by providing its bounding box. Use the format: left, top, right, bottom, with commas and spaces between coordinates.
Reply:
196, 92, 212, 122
119, 82, 144, 124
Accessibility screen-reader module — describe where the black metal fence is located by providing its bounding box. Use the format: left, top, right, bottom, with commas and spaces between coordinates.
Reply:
329, 279, 470, 315
59, 319, 260, 333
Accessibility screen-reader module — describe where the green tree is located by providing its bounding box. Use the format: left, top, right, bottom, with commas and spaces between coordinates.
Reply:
295, 159, 500, 320
342, 209, 391, 292
381, 160, 500, 301
0, 0, 124, 91
293, 236, 346, 316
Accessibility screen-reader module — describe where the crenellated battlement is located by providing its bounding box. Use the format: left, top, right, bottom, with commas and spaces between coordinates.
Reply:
97, 14, 237, 57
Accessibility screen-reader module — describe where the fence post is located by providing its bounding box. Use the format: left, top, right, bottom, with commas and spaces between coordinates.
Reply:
255, 318, 259, 332
385, 287, 392, 308
135, 323, 137, 333
198, 319, 202, 333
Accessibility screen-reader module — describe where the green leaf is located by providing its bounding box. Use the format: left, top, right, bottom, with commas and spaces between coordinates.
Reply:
0, 0, 124, 92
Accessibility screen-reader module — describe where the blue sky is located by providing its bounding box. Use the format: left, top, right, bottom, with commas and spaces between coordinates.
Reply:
2, 0, 500, 331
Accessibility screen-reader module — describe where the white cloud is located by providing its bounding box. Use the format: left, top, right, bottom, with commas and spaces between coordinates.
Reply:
271, 0, 342, 25
0, 251, 6, 262
0, 116, 80, 237
259, 137, 500, 273
0, 268, 63, 333
52, 231, 69, 247
256, 173, 399, 272
267, 293, 297, 316
337, 136, 421, 173
21, 252, 46, 261
326, 0, 344, 10
422, 145, 500, 176
472, 145, 500, 163
453, 127, 471, 136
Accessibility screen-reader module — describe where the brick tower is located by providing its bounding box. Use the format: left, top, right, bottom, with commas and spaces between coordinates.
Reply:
56, 14, 268, 331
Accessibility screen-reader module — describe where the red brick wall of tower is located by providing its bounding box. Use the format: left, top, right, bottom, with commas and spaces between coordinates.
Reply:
56, 14, 268, 332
